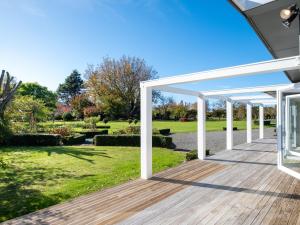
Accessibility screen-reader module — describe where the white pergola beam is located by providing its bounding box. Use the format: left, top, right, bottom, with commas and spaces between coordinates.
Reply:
142, 56, 300, 88
226, 100, 233, 150
155, 85, 201, 97
202, 84, 293, 96
259, 105, 264, 139
140, 87, 152, 179
230, 95, 274, 101
247, 103, 252, 143
197, 96, 206, 160
250, 99, 277, 104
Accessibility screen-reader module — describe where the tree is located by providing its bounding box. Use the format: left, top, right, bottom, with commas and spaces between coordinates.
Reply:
85, 56, 159, 119
57, 70, 83, 104
0, 70, 22, 121
70, 94, 93, 119
7, 96, 49, 132
18, 82, 57, 109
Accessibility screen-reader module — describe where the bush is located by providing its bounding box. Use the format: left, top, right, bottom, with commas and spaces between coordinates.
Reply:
128, 119, 133, 124
62, 112, 74, 121
97, 125, 110, 129
62, 134, 86, 145
103, 118, 109, 124
113, 126, 140, 135
254, 120, 271, 125
134, 119, 138, 124
94, 135, 173, 148
7, 134, 61, 146
159, 129, 171, 135
84, 116, 100, 130
222, 127, 238, 131
50, 126, 73, 137
186, 149, 210, 161
54, 113, 63, 120
79, 129, 108, 138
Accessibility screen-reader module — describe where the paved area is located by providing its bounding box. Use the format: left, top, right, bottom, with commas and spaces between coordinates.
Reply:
171, 128, 276, 154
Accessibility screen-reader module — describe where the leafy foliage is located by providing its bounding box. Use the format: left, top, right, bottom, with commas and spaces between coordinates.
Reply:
7, 96, 49, 132
85, 56, 160, 119
57, 70, 83, 104
18, 82, 57, 109
70, 94, 93, 119
84, 116, 100, 131
62, 112, 74, 121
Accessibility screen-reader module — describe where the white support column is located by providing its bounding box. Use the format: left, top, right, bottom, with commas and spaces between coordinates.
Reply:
259, 105, 264, 139
247, 103, 252, 143
140, 86, 152, 179
226, 100, 233, 150
197, 95, 206, 160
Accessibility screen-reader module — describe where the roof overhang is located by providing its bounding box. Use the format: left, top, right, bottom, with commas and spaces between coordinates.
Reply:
229, 0, 300, 82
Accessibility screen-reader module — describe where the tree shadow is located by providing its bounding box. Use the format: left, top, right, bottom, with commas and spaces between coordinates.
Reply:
1, 146, 112, 164
0, 163, 93, 223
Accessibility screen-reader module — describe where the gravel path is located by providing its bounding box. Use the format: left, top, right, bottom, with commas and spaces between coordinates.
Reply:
171, 128, 276, 154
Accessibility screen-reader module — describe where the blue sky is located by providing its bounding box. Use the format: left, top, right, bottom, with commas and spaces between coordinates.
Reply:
0, 0, 290, 102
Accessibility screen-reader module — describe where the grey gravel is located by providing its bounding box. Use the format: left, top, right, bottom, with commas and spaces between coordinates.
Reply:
171, 128, 276, 154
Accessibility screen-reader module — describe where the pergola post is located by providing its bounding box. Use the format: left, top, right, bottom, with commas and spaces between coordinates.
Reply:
259, 105, 264, 139
140, 86, 152, 179
226, 100, 233, 150
247, 103, 252, 143
197, 95, 206, 160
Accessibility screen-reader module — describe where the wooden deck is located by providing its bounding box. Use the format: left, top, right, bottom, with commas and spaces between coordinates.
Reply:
3, 138, 300, 225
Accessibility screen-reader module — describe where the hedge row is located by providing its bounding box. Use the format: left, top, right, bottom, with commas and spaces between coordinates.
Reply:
7, 134, 62, 146
62, 134, 86, 145
79, 130, 108, 138
159, 129, 171, 135
94, 135, 173, 148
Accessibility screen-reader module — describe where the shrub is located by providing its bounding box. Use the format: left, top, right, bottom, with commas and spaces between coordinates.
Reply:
50, 126, 73, 137
159, 128, 171, 135
7, 134, 62, 146
79, 129, 108, 138
62, 134, 86, 145
133, 119, 138, 124
186, 149, 210, 161
97, 125, 110, 129
113, 126, 140, 135
128, 119, 133, 124
54, 112, 63, 120
186, 150, 197, 161
84, 116, 100, 130
0, 121, 11, 145
62, 112, 74, 121
94, 135, 173, 148
103, 118, 109, 124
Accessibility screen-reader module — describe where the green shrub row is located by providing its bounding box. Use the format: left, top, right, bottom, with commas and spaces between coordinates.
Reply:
62, 134, 86, 145
79, 130, 108, 138
6, 134, 62, 146
94, 135, 173, 148
158, 128, 171, 135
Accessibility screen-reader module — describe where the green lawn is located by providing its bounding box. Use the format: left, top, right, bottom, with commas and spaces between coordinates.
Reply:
40, 120, 267, 134
0, 146, 185, 222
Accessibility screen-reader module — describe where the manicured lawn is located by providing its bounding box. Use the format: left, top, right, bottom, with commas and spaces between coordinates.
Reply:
40, 120, 269, 134
0, 146, 185, 222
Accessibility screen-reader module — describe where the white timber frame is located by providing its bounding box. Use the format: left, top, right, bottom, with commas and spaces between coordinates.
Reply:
140, 56, 300, 179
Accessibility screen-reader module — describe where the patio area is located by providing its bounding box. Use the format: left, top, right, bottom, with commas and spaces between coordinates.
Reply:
4, 138, 300, 225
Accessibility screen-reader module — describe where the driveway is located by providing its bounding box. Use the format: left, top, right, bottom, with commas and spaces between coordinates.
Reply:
171, 128, 276, 154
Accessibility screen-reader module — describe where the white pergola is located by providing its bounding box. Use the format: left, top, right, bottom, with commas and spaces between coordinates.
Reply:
140, 56, 300, 179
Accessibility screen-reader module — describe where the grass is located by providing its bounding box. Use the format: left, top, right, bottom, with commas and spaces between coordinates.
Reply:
0, 145, 185, 222
39, 120, 271, 134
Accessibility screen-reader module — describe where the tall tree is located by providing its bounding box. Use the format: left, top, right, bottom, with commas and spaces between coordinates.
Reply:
57, 70, 83, 104
85, 56, 159, 119
0, 70, 22, 121
18, 82, 57, 109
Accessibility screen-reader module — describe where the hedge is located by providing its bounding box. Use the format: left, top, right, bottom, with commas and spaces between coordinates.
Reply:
254, 120, 271, 125
97, 125, 110, 129
94, 135, 173, 148
79, 130, 108, 138
159, 129, 171, 135
222, 127, 238, 131
7, 134, 62, 146
62, 134, 86, 145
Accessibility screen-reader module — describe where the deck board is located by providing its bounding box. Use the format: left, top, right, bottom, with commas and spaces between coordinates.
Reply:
2, 138, 300, 225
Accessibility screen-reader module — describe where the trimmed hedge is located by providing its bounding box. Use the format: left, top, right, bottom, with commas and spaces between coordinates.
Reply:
79, 130, 108, 138
186, 149, 210, 161
159, 129, 171, 135
62, 134, 86, 145
94, 135, 173, 148
7, 134, 61, 146
97, 125, 110, 129
254, 120, 271, 125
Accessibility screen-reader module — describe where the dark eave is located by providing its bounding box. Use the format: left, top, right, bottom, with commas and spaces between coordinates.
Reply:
229, 0, 300, 83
